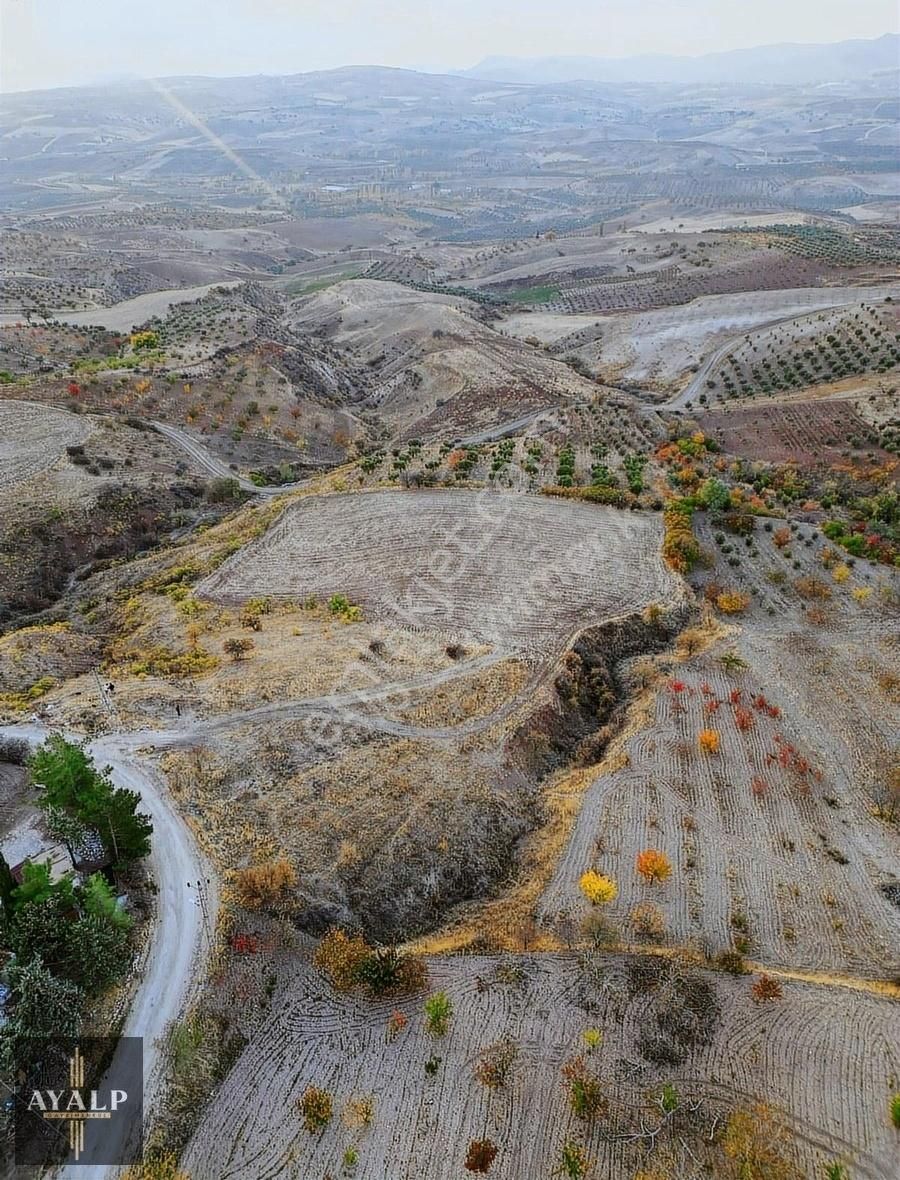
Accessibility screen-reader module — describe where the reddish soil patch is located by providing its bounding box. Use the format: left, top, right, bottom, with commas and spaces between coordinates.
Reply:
696, 399, 892, 467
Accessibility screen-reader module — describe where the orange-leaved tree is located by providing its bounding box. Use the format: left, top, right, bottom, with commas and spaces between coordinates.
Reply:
698, 728, 721, 755
636, 849, 672, 885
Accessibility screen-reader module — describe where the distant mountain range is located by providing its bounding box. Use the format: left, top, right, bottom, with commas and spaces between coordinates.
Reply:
461, 33, 900, 86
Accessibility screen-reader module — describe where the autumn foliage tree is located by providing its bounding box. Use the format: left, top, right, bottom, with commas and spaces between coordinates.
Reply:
716, 590, 750, 615
233, 858, 296, 909
579, 870, 618, 906
751, 974, 783, 1003
636, 849, 673, 885
699, 728, 721, 755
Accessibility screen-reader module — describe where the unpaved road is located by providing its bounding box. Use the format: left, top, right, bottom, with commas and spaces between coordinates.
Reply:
151, 420, 328, 494
0, 723, 216, 1180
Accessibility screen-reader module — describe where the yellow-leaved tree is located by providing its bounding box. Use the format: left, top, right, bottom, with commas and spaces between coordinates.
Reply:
579, 870, 618, 906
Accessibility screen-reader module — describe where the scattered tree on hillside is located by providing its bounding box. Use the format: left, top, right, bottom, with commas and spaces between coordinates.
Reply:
636, 849, 673, 885
223, 636, 254, 661
465, 1139, 498, 1173
579, 870, 618, 906
298, 1086, 333, 1134
751, 974, 783, 1003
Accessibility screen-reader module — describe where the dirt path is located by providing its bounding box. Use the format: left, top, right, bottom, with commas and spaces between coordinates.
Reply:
149, 421, 327, 495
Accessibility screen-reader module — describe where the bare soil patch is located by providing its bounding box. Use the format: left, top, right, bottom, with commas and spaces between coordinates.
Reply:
198, 490, 678, 653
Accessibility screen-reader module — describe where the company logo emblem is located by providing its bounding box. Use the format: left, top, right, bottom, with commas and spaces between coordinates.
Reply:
13, 1035, 143, 1166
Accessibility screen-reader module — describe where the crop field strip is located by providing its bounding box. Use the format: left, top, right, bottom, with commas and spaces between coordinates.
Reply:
198, 490, 678, 653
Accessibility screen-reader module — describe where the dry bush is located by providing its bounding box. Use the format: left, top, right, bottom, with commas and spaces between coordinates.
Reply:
473, 1037, 519, 1089
298, 1086, 333, 1134
120, 1154, 189, 1180
630, 901, 666, 940
223, 636, 254, 661
233, 858, 296, 909
561, 1054, 608, 1119
465, 1139, 499, 1173
715, 590, 750, 614
751, 974, 783, 1003
314, 927, 428, 998
313, 927, 370, 990
795, 576, 831, 601
720, 1103, 802, 1179
342, 1095, 375, 1128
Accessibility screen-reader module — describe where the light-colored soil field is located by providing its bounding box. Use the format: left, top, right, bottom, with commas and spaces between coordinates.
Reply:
0, 398, 92, 488
542, 518, 900, 978
198, 490, 679, 653
540, 647, 900, 976
183, 950, 899, 1180
499, 284, 900, 391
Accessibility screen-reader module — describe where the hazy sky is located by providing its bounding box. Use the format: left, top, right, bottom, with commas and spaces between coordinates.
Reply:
1, 0, 896, 92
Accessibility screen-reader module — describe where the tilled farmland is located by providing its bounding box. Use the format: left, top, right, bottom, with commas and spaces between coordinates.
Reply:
0, 398, 92, 488
198, 490, 679, 653
184, 952, 899, 1180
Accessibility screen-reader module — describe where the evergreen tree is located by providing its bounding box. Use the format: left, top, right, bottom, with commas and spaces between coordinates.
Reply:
6, 956, 82, 1038
29, 737, 152, 867
82, 873, 133, 931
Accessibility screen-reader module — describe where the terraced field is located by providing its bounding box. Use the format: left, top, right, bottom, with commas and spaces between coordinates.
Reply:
198, 490, 679, 653
0, 399, 92, 489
